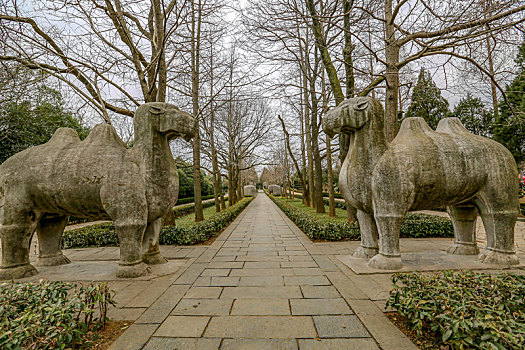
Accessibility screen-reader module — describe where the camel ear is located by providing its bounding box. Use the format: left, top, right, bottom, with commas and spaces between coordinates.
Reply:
149, 105, 165, 115
354, 100, 369, 111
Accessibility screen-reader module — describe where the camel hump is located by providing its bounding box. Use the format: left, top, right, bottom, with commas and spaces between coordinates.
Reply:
47, 128, 81, 144
396, 117, 434, 140
83, 123, 127, 148
436, 117, 471, 135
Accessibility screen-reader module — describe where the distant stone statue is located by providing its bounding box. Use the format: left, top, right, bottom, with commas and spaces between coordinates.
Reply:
244, 185, 257, 196
268, 184, 281, 196
0, 102, 196, 279
323, 97, 519, 270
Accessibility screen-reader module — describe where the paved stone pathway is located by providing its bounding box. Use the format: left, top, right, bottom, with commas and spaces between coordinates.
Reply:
109, 194, 416, 350
7, 191, 524, 349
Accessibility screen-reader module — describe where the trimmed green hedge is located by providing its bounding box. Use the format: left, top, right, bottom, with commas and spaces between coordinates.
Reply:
270, 195, 453, 241
387, 271, 525, 349
62, 197, 252, 249
1, 280, 114, 349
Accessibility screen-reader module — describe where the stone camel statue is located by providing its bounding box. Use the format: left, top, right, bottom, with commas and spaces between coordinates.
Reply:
323, 96, 519, 270
0, 102, 196, 279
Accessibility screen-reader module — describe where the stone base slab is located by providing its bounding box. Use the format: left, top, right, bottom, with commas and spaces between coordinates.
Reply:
337, 251, 525, 275
17, 259, 185, 282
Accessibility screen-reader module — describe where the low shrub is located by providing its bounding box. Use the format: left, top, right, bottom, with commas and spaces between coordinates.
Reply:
62, 197, 252, 248
387, 271, 525, 349
0, 280, 114, 349
270, 195, 453, 240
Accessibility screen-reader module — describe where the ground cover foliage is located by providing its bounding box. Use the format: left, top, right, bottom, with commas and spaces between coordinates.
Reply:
62, 197, 252, 248
0, 280, 114, 350
387, 271, 525, 349
270, 194, 453, 241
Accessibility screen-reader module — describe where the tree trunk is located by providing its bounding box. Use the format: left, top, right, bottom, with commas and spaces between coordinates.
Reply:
326, 135, 336, 217
278, 114, 308, 206
219, 173, 227, 210
162, 208, 176, 226
303, 33, 315, 209
229, 164, 236, 206
298, 80, 310, 207
384, 0, 400, 142
343, 0, 355, 99
191, 0, 203, 222
310, 50, 325, 214
208, 46, 221, 213
321, 69, 336, 217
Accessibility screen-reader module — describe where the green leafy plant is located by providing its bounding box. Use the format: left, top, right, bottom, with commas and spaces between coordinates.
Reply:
387, 271, 525, 349
0, 280, 114, 349
62, 197, 252, 248
270, 194, 453, 240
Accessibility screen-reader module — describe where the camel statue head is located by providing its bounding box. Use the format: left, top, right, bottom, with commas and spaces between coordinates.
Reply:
134, 102, 197, 142
323, 96, 384, 137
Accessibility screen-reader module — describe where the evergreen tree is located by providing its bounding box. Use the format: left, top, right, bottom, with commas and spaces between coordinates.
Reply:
174, 158, 214, 199
492, 39, 525, 165
453, 93, 494, 137
0, 85, 89, 163
405, 68, 450, 129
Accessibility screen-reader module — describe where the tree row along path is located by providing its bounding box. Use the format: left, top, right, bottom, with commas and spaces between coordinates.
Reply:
109, 192, 417, 350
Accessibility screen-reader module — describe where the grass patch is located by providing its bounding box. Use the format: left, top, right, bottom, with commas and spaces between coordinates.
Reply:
172, 204, 224, 227
387, 271, 525, 349
62, 197, 252, 248
280, 198, 349, 224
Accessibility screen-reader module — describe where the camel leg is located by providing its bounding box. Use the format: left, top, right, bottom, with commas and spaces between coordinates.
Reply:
36, 214, 71, 266
446, 204, 480, 255
475, 198, 519, 266
101, 184, 150, 278
0, 209, 40, 280
368, 214, 404, 270
352, 210, 379, 259
114, 217, 150, 278
142, 218, 167, 265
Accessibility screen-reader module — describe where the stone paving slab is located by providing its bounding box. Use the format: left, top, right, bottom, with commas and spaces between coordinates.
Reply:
204, 316, 316, 338
220, 339, 298, 350
171, 298, 234, 315
298, 338, 380, 350
143, 338, 222, 350
231, 298, 290, 315
154, 315, 210, 337
290, 298, 353, 315
313, 315, 370, 338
